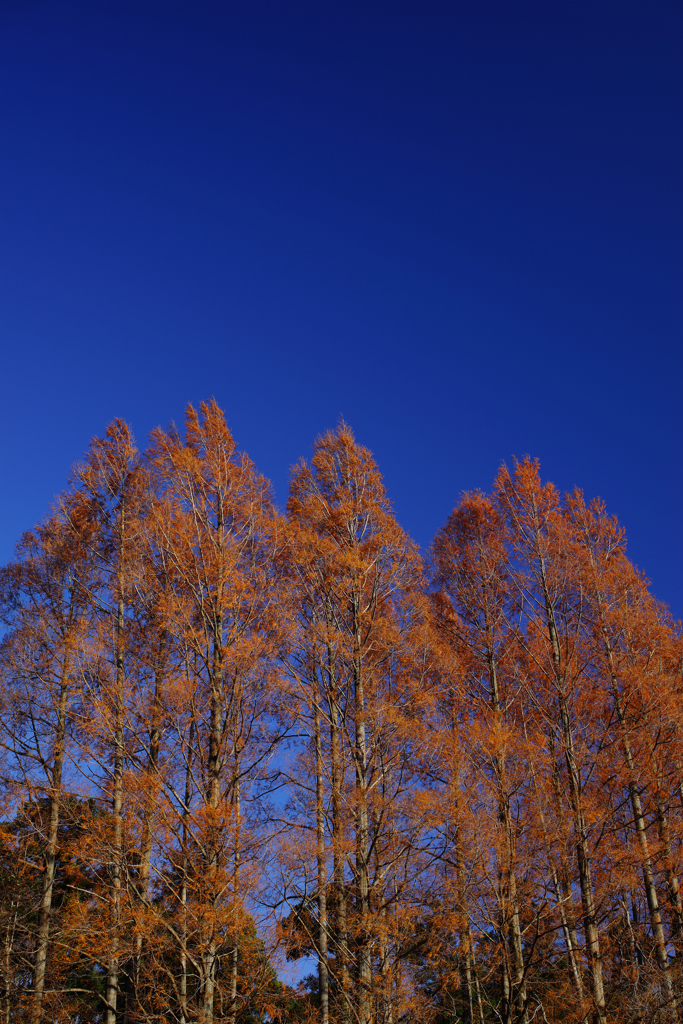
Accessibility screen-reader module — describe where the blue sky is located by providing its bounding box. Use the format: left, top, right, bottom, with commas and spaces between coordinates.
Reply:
1, 0, 681, 614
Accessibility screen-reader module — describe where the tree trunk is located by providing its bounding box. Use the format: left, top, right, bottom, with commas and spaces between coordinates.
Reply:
557, 694, 606, 1024
597, 611, 677, 1016
549, 745, 583, 990
528, 730, 585, 1008
485, 629, 527, 1024
180, 715, 194, 1024
106, 592, 126, 1024
328, 645, 350, 1024
31, 660, 70, 1024
202, 614, 224, 1024
352, 594, 372, 1024
655, 796, 683, 948
454, 815, 480, 1024
313, 674, 330, 1024
616, 706, 676, 1015
540, 562, 607, 1024
229, 764, 240, 1024
373, 743, 393, 1024
128, 636, 164, 1021
3, 907, 17, 1024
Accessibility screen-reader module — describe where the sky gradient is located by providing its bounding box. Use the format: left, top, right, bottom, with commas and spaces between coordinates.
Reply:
1, 0, 681, 614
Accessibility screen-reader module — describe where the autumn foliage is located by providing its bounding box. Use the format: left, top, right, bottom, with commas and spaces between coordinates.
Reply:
1, 402, 682, 1024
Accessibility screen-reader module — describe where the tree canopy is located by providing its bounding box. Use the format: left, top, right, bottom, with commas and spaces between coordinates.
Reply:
1, 401, 681, 1024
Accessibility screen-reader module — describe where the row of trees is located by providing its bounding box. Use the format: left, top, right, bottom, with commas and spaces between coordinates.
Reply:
1, 401, 682, 1024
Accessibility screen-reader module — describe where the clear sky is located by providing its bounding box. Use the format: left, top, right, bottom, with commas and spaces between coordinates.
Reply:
1, 0, 681, 615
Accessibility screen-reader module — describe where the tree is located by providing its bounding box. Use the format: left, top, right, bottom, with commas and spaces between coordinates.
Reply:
64, 419, 144, 1024
146, 400, 285, 1024
0, 508, 97, 1023
492, 459, 609, 1024
283, 423, 432, 1024
431, 492, 530, 1024
566, 489, 679, 1019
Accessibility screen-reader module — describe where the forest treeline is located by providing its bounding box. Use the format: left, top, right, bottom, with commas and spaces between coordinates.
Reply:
1, 400, 682, 1024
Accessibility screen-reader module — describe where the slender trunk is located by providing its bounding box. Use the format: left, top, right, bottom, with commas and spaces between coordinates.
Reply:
3, 906, 17, 1024
615, 705, 676, 1014
655, 796, 683, 947
352, 594, 372, 1024
597, 608, 677, 1016
328, 639, 350, 1023
377, 915, 392, 1024
622, 892, 638, 968
203, 623, 223, 1024
139, 643, 163, 892
462, 955, 474, 1024
539, 554, 606, 1024
106, 592, 126, 1024
377, 890, 395, 1024
128, 635, 165, 1021
199, 599, 226, 1024
500, 939, 511, 1024
541, 789, 585, 1004
372, 742, 392, 1024
31, 657, 70, 1024
557, 694, 606, 1024
485, 627, 527, 1024
313, 674, 330, 1024
180, 716, 195, 1024
454, 816, 478, 1024
507, 868, 527, 1024
496, 791, 527, 1024
551, 860, 585, 1005
229, 764, 240, 1024
548, 740, 583, 975
527, 728, 585, 1007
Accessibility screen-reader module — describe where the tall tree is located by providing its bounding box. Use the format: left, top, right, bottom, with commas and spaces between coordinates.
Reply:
431, 492, 529, 1024
284, 423, 431, 1024
495, 459, 609, 1024
65, 419, 143, 1024
567, 490, 678, 1018
0, 513, 95, 1023
147, 400, 284, 1024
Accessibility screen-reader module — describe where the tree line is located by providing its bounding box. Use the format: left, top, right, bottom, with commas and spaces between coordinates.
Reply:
1, 400, 682, 1024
